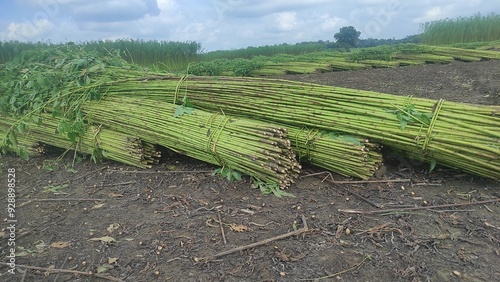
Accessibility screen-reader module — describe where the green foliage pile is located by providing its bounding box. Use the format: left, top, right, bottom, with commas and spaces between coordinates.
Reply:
0, 46, 301, 190
0, 46, 163, 167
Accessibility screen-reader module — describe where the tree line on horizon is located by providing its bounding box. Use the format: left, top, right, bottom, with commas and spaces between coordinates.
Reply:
0, 12, 498, 68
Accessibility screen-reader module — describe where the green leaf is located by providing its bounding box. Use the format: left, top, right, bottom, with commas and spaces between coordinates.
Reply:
53, 99, 61, 109
72, 120, 86, 135
173, 106, 184, 118
17, 122, 27, 133
212, 168, 222, 176
52, 109, 63, 118
182, 96, 193, 108
273, 189, 296, 198
87, 64, 103, 73
429, 159, 437, 172
57, 120, 70, 134
91, 151, 99, 163
17, 148, 30, 160
232, 171, 242, 181
43, 160, 60, 171
400, 120, 408, 130
32, 115, 42, 125
66, 167, 78, 173
89, 90, 101, 100
173, 105, 194, 118
67, 132, 79, 142
9, 131, 18, 146
43, 184, 69, 193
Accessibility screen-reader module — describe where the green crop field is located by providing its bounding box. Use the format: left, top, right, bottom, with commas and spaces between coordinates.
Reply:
0, 39, 201, 71
420, 13, 500, 45
1, 12, 499, 75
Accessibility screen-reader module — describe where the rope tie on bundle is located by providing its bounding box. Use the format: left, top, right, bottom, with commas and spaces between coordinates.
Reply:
295, 126, 319, 162
206, 112, 230, 166
422, 99, 445, 153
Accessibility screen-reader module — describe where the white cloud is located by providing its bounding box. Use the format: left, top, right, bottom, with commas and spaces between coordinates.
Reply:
2, 0, 500, 50
320, 16, 345, 32
1, 18, 54, 40
274, 11, 298, 31
217, 0, 332, 19
413, 5, 453, 23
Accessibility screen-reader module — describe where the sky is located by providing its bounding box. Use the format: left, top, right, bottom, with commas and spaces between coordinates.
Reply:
0, 0, 498, 51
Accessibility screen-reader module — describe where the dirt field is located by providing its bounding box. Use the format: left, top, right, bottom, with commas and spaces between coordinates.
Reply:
1, 59, 499, 282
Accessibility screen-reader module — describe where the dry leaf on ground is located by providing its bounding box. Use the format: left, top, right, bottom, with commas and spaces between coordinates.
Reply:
89, 236, 116, 243
92, 203, 105, 209
230, 223, 248, 232
107, 223, 120, 233
50, 241, 71, 248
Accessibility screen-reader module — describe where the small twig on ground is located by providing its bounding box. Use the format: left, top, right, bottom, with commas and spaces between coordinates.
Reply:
22, 167, 110, 199
20, 198, 105, 207
20, 268, 28, 282
203, 215, 309, 261
33, 198, 105, 202
303, 171, 384, 208
414, 182, 442, 186
108, 170, 212, 174
218, 210, 227, 245
0, 262, 123, 282
301, 255, 370, 281
53, 253, 69, 282
63, 166, 108, 185
331, 179, 411, 184
339, 198, 500, 214
300, 171, 411, 184
85, 181, 136, 188
330, 184, 383, 208
354, 222, 403, 236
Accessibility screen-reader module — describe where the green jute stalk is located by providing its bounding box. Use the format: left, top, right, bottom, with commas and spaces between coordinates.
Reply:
0, 124, 45, 157
0, 114, 160, 168
99, 75, 499, 180
82, 96, 301, 188
97, 78, 386, 179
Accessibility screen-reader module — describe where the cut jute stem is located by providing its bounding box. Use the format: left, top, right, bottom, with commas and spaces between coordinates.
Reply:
339, 198, 500, 214
0, 262, 123, 282
204, 215, 309, 261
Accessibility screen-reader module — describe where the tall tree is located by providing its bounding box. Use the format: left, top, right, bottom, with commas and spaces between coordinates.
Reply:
334, 26, 361, 51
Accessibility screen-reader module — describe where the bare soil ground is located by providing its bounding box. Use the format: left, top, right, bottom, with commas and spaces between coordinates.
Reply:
1, 59, 499, 282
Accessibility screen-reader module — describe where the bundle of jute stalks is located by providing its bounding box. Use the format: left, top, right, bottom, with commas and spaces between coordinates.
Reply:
101, 75, 499, 180
286, 126, 383, 179
0, 114, 160, 168
82, 96, 301, 188
0, 119, 45, 157
102, 77, 385, 179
